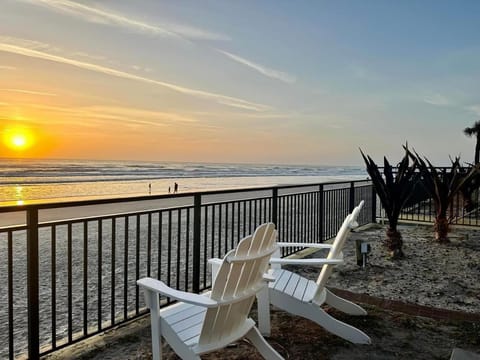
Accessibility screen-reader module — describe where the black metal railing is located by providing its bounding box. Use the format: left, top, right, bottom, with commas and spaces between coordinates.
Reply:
0, 180, 373, 359
375, 166, 480, 226
393, 192, 480, 226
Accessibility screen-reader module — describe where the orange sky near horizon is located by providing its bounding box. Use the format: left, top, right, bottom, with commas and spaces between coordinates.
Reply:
0, 80, 334, 163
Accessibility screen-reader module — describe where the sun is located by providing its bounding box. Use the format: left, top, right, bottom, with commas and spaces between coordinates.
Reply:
3, 126, 35, 151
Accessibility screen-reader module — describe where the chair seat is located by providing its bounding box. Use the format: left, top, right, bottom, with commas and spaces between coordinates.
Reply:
161, 300, 207, 347
270, 269, 318, 303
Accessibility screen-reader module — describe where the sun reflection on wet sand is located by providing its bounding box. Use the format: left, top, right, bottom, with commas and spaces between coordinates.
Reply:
15, 185, 24, 205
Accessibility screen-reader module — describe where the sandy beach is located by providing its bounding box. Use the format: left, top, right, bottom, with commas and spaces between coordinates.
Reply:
41, 222, 480, 359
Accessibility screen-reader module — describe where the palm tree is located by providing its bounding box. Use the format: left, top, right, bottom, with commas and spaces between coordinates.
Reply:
360, 146, 420, 259
464, 120, 480, 164
414, 154, 480, 242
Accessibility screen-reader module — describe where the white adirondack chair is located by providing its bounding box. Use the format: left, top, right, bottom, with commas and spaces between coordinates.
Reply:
137, 223, 284, 360
257, 201, 371, 344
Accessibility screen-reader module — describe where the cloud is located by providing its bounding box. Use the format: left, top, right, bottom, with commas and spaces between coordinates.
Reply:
155, 22, 231, 41
80, 105, 198, 124
20, 0, 229, 41
217, 49, 296, 83
0, 65, 16, 70
131, 65, 152, 73
423, 94, 450, 106
0, 36, 61, 53
72, 51, 107, 61
3, 103, 198, 128
0, 39, 272, 112
467, 105, 480, 116
0, 88, 57, 96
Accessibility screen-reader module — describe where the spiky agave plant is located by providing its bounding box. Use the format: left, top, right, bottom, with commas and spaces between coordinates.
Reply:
360, 146, 420, 259
414, 154, 480, 242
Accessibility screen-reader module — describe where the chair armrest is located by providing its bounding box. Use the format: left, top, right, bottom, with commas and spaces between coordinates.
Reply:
263, 269, 276, 282
137, 277, 217, 308
208, 258, 223, 265
270, 257, 343, 266
277, 242, 333, 249
349, 221, 359, 229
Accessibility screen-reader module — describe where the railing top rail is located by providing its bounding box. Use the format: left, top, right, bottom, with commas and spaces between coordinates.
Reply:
0, 179, 371, 213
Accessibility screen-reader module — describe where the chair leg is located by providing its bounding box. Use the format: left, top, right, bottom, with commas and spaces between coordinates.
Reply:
256, 286, 271, 336
325, 288, 368, 315
305, 305, 371, 344
146, 291, 162, 360
245, 327, 284, 360
270, 291, 371, 344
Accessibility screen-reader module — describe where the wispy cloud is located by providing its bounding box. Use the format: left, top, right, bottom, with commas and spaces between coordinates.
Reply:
0, 88, 57, 96
157, 22, 230, 41
467, 105, 480, 116
2, 103, 198, 128
21, 0, 229, 41
423, 94, 450, 106
0, 65, 16, 70
131, 65, 152, 73
217, 49, 296, 84
73, 51, 107, 61
81, 105, 198, 125
0, 36, 61, 53
0, 38, 271, 112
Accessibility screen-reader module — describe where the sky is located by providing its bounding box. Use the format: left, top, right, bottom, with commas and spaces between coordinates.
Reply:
1, 0, 480, 166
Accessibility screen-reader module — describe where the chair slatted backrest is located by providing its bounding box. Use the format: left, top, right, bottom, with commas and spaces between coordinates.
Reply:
313, 201, 364, 303
198, 223, 277, 346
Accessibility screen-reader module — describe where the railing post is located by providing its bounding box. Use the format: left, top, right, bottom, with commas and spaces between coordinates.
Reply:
319, 184, 324, 242
349, 181, 355, 212
371, 185, 377, 223
26, 208, 40, 360
272, 187, 278, 227
192, 194, 202, 294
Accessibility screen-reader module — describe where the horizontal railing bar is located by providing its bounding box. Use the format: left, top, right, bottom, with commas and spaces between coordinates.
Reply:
0, 225, 28, 232
201, 197, 272, 206
34, 206, 195, 228
278, 190, 320, 197
24, 191, 349, 229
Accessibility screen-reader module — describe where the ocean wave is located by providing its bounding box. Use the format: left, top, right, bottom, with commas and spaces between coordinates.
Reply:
0, 159, 366, 185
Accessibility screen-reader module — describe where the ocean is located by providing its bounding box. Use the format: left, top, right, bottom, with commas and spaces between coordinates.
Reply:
0, 158, 367, 204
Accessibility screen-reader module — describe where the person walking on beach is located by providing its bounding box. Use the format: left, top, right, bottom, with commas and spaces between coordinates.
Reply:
174, 182, 178, 193
168, 186, 171, 194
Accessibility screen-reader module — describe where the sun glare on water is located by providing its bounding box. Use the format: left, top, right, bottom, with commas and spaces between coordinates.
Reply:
3, 127, 35, 151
